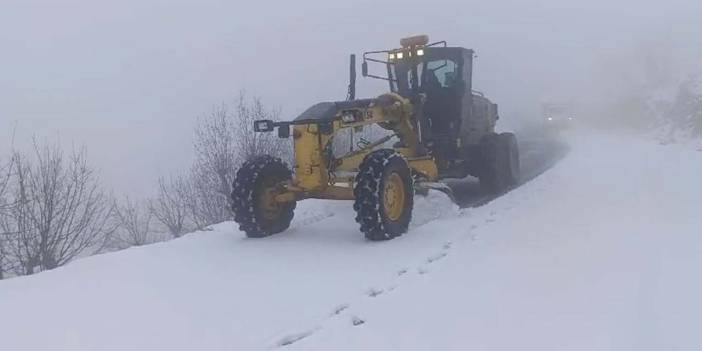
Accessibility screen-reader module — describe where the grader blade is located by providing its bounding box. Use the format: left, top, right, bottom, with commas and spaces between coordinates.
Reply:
414, 182, 457, 204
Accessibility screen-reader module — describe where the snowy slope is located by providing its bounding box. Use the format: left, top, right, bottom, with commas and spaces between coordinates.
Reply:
0, 190, 460, 351
1, 131, 701, 351
286, 133, 702, 351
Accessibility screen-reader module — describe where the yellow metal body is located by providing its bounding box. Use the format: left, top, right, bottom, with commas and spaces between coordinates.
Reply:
274, 93, 438, 203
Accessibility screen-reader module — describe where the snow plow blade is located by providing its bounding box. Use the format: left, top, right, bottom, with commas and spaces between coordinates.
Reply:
414, 182, 457, 203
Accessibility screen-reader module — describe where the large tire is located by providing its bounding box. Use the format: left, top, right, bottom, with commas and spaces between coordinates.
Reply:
478, 132, 520, 194
231, 155, 296, 238
353, 149, 414, 241
500, 132, 520, 186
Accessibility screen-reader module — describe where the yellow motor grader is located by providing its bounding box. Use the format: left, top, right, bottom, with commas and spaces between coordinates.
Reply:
231, 35, 519, 240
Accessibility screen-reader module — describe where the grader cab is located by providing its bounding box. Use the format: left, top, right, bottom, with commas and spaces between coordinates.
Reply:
232, 35, 519, 241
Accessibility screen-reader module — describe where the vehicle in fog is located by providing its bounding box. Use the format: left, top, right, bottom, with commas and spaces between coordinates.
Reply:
542, 102, 575, 130
232, 35, 520, 241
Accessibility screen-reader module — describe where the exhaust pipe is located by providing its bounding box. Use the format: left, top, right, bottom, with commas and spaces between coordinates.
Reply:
348, 54, 356, 100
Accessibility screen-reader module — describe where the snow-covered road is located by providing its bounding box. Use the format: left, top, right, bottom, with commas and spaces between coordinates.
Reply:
448, 131, 569, 207
1, 131, 701, 351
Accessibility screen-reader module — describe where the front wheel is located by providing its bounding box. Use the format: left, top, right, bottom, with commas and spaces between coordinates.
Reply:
231, 155, 296, 238
353, 150, 414, 241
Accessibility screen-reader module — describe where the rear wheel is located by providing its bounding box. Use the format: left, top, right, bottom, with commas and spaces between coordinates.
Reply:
231, 155, 296, 238
479, 132, 520, 194
353, 150, 414, 241
500, 132, 520, 185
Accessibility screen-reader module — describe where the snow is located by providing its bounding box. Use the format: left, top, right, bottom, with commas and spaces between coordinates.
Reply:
652, 124, 702, 151
1, 131, 702, 351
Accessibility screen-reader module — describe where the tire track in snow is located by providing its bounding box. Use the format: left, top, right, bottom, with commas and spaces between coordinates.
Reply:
289, 210, 335, 229
274, 134, 567, 348
273, 172, 555, 349
273, 239, 457, 347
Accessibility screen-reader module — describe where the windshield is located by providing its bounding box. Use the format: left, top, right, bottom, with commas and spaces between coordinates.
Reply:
390, 58, 459, 96
390, 60, 422, 96
424, 59, 459, 88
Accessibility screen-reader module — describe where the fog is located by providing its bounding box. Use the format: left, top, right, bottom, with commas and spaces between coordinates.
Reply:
2, 0, 700, 196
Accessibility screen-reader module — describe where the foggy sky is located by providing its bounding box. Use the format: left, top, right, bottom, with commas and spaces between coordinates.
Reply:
2, 0, 700, 197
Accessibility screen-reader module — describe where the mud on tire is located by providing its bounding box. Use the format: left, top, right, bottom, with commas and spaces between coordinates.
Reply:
353, 149, 414, 241
231, 155, 296, 238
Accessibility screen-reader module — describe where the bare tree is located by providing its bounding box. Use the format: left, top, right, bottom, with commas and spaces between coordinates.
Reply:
185, 165, 232, 230
150, 175, 190, 237
668, 76, 702, 135
192, 103, 237, 223
0, 157, 11, 207
233, 93, 290, 162
112, 196, 155, 248
1, 142, 115, 275
0, 155, 15, 279
189, 91, 287, 228
5, 151, 41, 275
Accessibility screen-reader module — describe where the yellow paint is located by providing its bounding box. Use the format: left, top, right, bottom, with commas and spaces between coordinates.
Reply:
383, 172, 406, 221
278, 92, 438, 206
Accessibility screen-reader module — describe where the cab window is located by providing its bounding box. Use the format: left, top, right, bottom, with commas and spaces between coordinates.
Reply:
423, 60, 459, 89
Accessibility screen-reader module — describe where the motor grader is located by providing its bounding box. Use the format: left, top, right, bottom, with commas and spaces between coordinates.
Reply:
231, 35, 520, 240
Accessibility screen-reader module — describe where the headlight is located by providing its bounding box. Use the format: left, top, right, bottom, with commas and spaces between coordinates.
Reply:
396, 52, 404, 59
547, 117, 553, 121
388, 53, 395, 60
416, 49, 424, 56
341, 112, 356, 123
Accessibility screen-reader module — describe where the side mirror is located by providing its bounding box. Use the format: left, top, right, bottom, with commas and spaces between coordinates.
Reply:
361, 61, 368, 77
253, 120, 274, 132
278, 124, 290, 138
